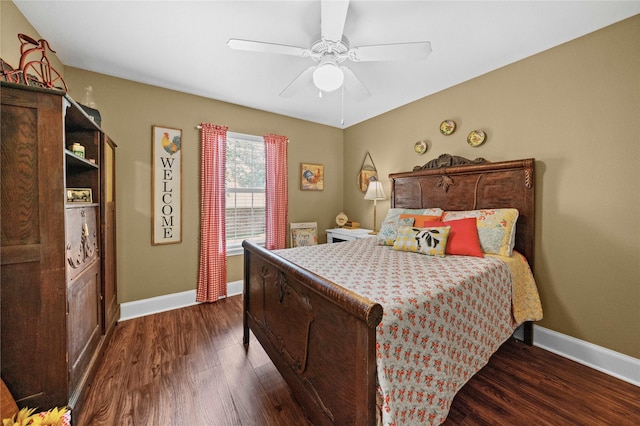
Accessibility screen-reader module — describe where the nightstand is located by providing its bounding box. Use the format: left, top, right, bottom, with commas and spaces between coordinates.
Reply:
326, 228, 374, 243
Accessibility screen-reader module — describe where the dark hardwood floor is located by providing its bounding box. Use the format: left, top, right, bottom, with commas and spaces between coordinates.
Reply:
76, 296, 639, 425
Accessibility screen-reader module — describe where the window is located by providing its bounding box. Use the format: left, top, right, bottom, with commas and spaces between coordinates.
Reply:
225, 132, 265, 255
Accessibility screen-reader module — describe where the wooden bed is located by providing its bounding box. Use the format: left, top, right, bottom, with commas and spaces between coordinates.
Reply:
242, 155, 536, 425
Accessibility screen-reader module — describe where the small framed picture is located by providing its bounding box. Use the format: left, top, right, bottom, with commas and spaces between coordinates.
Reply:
290, 222, 318, 248
300, 163, 324, 191
359, 169, 378, 193
67, 188, 93, 203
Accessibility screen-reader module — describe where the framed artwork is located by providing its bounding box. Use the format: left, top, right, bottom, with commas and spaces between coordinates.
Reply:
290, 222, 318, 247
152, 125, 182, 245
66, 188, 93, 203
300, 163, 324, 191
358, 151, 378, 193
359, 169, 378, 193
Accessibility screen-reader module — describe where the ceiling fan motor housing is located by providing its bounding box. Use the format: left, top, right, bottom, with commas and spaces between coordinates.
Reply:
310, 36, 350, 62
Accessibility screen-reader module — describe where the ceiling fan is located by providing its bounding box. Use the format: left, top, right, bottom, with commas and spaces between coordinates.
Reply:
227, 0, 432, 101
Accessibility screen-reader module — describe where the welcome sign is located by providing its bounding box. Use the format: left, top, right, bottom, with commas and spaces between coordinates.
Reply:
152, 125, 182, 245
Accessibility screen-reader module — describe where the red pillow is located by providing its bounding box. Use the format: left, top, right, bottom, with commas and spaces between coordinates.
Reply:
421, 217, 483, 257
399, 214, 442, 227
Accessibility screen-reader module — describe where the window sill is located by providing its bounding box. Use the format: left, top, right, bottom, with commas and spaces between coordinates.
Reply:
227, 241, 265, 257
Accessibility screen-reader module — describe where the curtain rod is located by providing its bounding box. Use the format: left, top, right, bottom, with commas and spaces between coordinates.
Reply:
194, 127, 285, 143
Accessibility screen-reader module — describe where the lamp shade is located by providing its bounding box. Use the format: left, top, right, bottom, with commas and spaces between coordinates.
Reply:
364, 181, 386, 201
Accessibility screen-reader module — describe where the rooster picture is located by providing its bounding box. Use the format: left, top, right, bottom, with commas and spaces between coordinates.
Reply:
161, 131, 181, 156
303, 168, 321, 184
301, 164, 324, 190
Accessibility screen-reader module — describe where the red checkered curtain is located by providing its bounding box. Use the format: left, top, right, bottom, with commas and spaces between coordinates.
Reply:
197, 123, 228, 302
264, 134, 288, 250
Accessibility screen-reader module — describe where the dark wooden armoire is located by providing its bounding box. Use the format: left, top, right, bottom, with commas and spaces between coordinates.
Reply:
1, 82, 119, 413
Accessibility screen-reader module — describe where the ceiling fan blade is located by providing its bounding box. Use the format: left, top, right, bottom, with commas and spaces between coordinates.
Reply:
227, 38, 310, 57
279, 66, 315, 98
341, 66, 371, 101
321, 0, 349, 42
349, 41, 432, 62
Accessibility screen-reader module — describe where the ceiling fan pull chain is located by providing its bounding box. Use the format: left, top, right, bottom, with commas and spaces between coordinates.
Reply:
341, 85, 345, 126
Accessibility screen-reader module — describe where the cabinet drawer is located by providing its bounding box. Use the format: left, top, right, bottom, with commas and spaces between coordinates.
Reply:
66, 206, 99, 281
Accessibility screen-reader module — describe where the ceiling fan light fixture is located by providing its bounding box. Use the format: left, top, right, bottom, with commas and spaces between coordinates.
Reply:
313, 61, 344, 92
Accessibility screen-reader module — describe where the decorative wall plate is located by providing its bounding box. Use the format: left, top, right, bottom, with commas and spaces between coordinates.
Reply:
467, 130, 486, 147
439, 119, 456, 135
414, 140, 427, 155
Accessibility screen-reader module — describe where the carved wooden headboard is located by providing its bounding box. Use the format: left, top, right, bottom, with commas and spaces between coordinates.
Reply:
389, 154, 536, 269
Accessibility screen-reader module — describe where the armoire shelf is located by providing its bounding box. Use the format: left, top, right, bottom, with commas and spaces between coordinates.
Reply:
65, 149, 99, 169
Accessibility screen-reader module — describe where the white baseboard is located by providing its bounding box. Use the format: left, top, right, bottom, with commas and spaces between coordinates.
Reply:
227, 280, 243, 297
533, 325, 639, 387
120, 287, 638, 387
119, 280, 243, 321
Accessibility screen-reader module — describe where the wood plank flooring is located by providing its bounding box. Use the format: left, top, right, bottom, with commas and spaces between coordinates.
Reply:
76, 296, 640, 425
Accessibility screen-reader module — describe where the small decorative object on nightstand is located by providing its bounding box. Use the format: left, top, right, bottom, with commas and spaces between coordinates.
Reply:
335, 212, 348, 227
326, 228, 374, 243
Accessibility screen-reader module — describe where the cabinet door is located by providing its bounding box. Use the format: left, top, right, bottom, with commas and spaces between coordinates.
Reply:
101, 136, 119, 334
0, 86, 68, 408
67, 260, 101, 397
65, 206, 99, 282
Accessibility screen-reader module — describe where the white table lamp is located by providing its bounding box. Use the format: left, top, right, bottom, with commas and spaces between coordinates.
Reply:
364, 181, 386, 234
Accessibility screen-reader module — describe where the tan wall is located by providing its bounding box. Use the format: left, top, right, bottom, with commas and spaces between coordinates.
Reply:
344, 15, 640, 358
62, 68, 343, 303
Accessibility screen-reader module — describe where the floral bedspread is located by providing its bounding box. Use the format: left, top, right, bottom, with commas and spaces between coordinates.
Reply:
275, 237, 542, 425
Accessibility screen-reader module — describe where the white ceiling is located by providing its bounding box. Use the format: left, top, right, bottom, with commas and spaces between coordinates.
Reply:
13, 1, 640, 128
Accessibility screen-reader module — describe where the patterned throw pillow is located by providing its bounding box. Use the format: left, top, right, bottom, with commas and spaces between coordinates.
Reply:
441, 209, 519, 256
377, 208, 444, 245
377, 217, 414, 245
392, 226, 451, 257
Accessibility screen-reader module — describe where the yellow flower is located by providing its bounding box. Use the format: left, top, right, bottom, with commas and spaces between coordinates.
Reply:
3, 407, 37, 426
35, 407, 68, 426
2, 406, 68, 426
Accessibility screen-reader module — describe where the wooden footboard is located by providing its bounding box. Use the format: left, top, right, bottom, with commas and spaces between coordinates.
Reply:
243, 240, 383, 425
